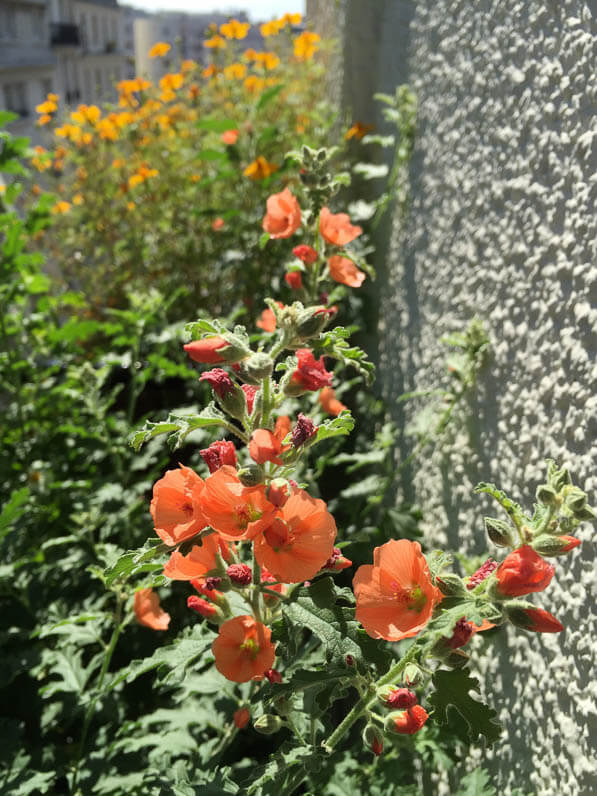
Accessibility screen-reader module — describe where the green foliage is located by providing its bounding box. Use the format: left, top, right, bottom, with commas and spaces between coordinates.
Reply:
428, 668, 502, 746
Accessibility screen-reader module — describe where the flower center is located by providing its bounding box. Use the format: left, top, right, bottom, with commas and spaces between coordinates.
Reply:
240, 638, 259, 660
392, 582, 427, 613
234, 503, 262, 530
263, 518, 291, 552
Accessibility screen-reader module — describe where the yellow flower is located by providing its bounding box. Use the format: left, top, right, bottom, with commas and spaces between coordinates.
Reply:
76, 166, 88, 180
0, 185, 5, 194
243, 48, 258, 61
260, 19, 284, 37
127, 201, 135, 211
52, 200, 71, 214
128, 174, 143, 189
71, 104, 101, 125
205, 34, 226, 49
55, 123, 82, 143
47, 93, 59, 103
97, 119, 118, 140
255, 52, 280, 70
159, 72, 184, 92
190, 174, 201, 182
293, 31, 321, 60
112, 158, 125, 169
244, 75, 265, 94
220, 19, 250, 39
36, 100, 57, 115
203, 64, 218, 78
38, 114, 52, 126
281, 13, 302, 25
181, 59, 197, 73
223, 62, 247, 80
243, 156, 278, 180
149, 42, 171, 57
73, 193, 84, 205
345, 121, 374, 140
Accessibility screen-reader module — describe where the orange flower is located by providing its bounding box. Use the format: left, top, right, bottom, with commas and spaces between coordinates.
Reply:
234, 707, 250, 728
293, 31, 320, 60
496, 545, 555, 597
221, 129, 239, 145
223, 62, 247, 80
319, 207, 362, 246
328, 255, 366, 288
149, 42, 171, 57
212, 615, 275, 682
220, 19, 250, 39
256, 301, 283, 332
345, 121, 374, 141
134, 589, 170, 630
163, 532, 231, 580
52, 200, 71, 214
244, 156, 279, 180
353, 540, 442, 641
205, 34, 226, 49
212, 217, 225, 230
150, 464, 207, 546
262, 187, 301, 238
319, 387, 348, 416
201, 465, 276, 541
249, 429, 284, 465
274, 415, 291, 445
254, 490, 337, 583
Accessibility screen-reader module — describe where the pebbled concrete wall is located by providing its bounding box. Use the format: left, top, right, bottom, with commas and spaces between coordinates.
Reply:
308, 1, 597, 793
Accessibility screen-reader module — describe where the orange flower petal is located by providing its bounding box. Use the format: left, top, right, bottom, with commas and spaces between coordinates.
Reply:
134, 588, 170, 630
212, 616, 275, 682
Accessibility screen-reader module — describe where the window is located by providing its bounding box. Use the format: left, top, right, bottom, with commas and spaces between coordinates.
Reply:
3, 82, 28, 117
31, 8, 44, 40
0, 5, 17, 39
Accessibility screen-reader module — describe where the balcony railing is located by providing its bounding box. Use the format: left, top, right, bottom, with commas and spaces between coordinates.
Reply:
50, 23, 81, 47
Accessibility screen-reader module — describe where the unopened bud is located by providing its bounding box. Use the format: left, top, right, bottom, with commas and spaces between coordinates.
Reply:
267, 477, 292, 507
505, 601, 564, 633
186, 595, 225, 624
532, 534, 581, 557
254, 714, 283, 735
403, 664, 423, 686
243, 352, 274, 381
484, 517, 515, 547
443, 649, 470, 668
436, 574, 468, 597
563, 486, 587, 513
378, 687, 417, 709
362, 724, 384, 756
226, 563, 252, 585
295, 307, 332, 340
237, 464, 265, 487
536, 484, 558, 506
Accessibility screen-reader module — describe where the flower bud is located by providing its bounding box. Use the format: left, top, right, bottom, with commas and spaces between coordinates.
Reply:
243, 352, 274, 381
436, 574, 468, 597
466, 558, 498, 590
385, 705, 429, 735
403, 663, 423, 686
267, 477, 292, 507
184, 336, 248, 364
295, 306, 333, 340
532, 534, 581, 557
535, 484, 558, 506
253, 714, 283, 735
200, 369, 247, 420
573, 504, 597, 522
484, 517, 515, 548
285, 271, 303, 290
186, 595, 225, 624
563, 486, 587, 513
226, 564, 252, 586
362, 724, 384, 756
293, 244, 318, 265
237, 464, 265, 487
233, 707, 250, 729
265, 668, 283, 684
291, 413, 318, 447
378, 686, 417, 710
200, 440, 237, 473
504, 601, 564, 633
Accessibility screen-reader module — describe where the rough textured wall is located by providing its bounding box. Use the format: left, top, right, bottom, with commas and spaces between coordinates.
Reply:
313, 1, 597, 793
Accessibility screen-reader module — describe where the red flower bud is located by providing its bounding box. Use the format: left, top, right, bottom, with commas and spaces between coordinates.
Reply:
227, 563, 252, 586
290, 349, 333, 392
291, 413, 318, 447
386, 705, 429, 735
384, 688, 418, 709
267, 478, 292, 507
322, 547, 352, 572
293, 244, 318, 264
199, 368, 236, 398
496, 545, 555, 597
233, 707, 250, 729
187, 595, 218, 617
285, 271, 303, 289
184, 336, 230, 364
466, 558, 498, 590
506, 604, 564, 633
265, 668, 283, 684
200, 440, 237, 473
445, 617, 474, 649
241, 384, 258, 414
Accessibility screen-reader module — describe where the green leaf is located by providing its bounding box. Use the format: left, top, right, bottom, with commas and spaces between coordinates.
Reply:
256, 83, 285, 111
428, 667, 502, 746
196, 117, 238, 132
314, 327, 375, 382
100, 539, 168, 587
196, 149, 228, 161
0, 110, 18, 126
129, 403, 229, 451
107, 625, 216, 689
0, 487, 29, 541
311, 411, 355, 444
259, 231, 270, 249
455, 767, 497, 796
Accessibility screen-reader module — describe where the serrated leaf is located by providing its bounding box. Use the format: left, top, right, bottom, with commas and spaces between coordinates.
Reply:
107, 625, 215, 690
428, 667, 502, 746
311, 411, 355, 444
314, 327, 375, 382
455, 767, 497, 796
130, 404, 228, 451
474, 482, 527, 526
101, 539, 168, 587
